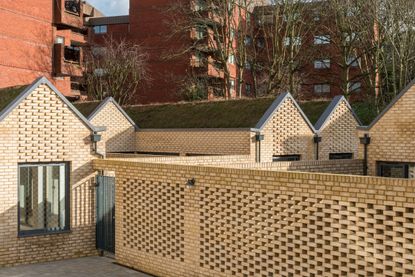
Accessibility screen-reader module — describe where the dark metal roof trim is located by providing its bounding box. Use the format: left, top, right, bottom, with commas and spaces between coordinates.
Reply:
255, 92, 316, 132
0, 77, 97, 131
314, 95, 362, 131
88, 97, 139, 130
87, 15, 129, 26
367, 78, 415, 130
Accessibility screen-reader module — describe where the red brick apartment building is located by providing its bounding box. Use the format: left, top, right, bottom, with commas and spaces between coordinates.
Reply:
0, 0, 102, 99
88, 0, 369, 104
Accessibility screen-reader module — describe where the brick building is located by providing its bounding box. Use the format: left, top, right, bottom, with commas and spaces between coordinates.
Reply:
0, 0, 102, 99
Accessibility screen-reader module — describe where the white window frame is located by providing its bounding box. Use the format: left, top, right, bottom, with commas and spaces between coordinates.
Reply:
314, 59, 331, 69
314, 35, 330, 45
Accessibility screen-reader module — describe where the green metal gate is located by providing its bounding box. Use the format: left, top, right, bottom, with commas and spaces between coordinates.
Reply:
96, 175, 115, 253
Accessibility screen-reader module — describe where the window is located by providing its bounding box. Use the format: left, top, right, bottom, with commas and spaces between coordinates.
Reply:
194, 0, 206, 11
314, 35, 330, 45
314, 84, 330, 94
55, 36, 64, 44
244, 35, 252, 46
228, 54, 235, 64
377, 162, 415, 179
344, 32, 357, 43
229, 79, 235, 91
195, 26, 206, 40
350, 82, 361, 92
314, 59, 331, 69
245, 83, 252, 95
273, 155, 301, 162
93, 25, 107, 34
256, 37, 265, 48
18, 163, 69, 236
329, 153, 353, 160
347, 56, 360, 67
245, 61, 252, 70
230, 28, 236, 39
284, 37, 301, 46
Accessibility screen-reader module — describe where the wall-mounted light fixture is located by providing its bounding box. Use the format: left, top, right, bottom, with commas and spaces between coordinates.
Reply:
186, 178, 196, 188
313, 134, 322, 160
91, 133, 102, 142
360, 134, 371, 176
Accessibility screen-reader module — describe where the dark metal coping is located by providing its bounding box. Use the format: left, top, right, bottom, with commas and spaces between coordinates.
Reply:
314, 95, 362, 131
87, 15, 129, 26
0, 77, 97, 132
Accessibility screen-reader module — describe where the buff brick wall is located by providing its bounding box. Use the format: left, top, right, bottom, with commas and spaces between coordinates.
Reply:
365, 85, 415, 176
260, 98, 315, 162
0, 84, 98, 267
90, 101, 136, 153
93, 159, 415, 277
319, 101, 360, 160
136, 129, 253, 156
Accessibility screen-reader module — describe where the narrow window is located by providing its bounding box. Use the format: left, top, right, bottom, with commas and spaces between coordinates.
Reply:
349, 82, 361, 93
18, 163, 69, 236
377, 162, 415, 179
93, 25, 108, 34
273, 155, 301, 162
314, 35, 330, 45
329, 153, 353, 160
245, 83, 252, 95
314, 59, 331, 69
314, 84, 330, 94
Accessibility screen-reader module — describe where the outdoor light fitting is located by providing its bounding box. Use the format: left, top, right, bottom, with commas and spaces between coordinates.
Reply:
186, 178, 196, 188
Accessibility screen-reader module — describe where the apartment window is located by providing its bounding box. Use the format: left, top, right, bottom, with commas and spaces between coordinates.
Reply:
194, 0, 206, 11
313, 11, 320, 21
347, 56, 360, 67
350, 82, 362, 93
245, 61, 252, 70
284, 37, 302, 46
314, 84, 330, 94
283, 13, 300, 22
245, 83, 252, 95
256, 37, 265, 48
273, 155, 301, 162
195, 26, 205, 40
314, 59, 331, 69
344, 32, 357, 43
93, 25, 107, 34
229, 79, 235, 91
55, 36, 65, 44
228, 54, 235, 64
18, 163, 69, 236
244, 35, 252, 46
377, 162, 415, 179
314, 35, 330, 45
329, 153, 353, 160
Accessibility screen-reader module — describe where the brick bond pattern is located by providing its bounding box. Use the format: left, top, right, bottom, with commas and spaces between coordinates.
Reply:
319, 101, 360, 160
363, 85, 415, 176
0, 84, 97, 266
261, 98, 315, 162
90, 101, 136, 153
136, 129, 252, 156
94, 159, 415, 277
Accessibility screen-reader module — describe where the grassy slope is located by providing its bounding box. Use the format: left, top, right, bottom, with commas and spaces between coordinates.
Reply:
73, 101, 103, 118
0, 85, 28, 112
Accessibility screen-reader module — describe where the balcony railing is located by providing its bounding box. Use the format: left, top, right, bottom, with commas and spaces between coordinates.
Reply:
65, 0, 81, 15
64, 46, 80, 64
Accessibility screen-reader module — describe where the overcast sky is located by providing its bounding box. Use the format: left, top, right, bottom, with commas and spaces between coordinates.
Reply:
88, 0, 129, 16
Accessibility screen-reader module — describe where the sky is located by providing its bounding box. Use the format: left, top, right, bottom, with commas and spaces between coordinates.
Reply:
87, 0, 129, 16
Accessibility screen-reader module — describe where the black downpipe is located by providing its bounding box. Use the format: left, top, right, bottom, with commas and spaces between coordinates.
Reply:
314, 135, 322, 160
360, 134, 371, 176
255, 133, 264, 163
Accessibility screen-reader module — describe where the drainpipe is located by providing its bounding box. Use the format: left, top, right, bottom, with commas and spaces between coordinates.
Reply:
360, 134, 371, 176
91, 131, 105, 158
313, 134, 322, 160
255, 132, 264, 163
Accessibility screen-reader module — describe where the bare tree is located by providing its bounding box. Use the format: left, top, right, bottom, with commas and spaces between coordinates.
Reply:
83, 37, 148, 105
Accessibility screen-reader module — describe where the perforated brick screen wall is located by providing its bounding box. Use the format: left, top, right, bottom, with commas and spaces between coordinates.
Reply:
94, 159, 415, 277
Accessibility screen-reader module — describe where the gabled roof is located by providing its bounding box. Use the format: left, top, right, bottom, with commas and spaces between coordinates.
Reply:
85, 97, 138, 129
365, 78, 415, 130
314, 95, 362, 131
0, 77, 97, 131
255, 92, 316, 132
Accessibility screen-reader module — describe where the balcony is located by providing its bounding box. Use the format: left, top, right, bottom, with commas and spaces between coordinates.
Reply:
54, 0, 83, 29
53, 44, 83, 77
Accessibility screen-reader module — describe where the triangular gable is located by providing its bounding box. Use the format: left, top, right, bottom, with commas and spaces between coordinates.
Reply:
0, 77, 97, 131
366, 78, 415, 130
88, 97, 138, 129
314, 95, 362, 131
254, 92, 316, 132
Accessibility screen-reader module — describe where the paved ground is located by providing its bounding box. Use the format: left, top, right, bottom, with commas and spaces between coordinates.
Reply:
0, 256, 153, 277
